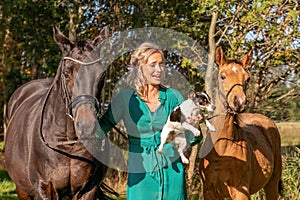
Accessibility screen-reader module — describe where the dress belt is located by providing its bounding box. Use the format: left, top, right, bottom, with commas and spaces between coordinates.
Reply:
129, 137, 167, 185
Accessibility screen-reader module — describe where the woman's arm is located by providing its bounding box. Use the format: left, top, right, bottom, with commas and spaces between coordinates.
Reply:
96, 91, 125, 139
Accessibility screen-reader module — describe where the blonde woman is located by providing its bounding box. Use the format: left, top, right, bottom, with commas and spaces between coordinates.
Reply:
97, 42, 201, 199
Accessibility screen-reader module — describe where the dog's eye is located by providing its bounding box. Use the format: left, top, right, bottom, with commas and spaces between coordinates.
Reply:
198, 99, 207, 105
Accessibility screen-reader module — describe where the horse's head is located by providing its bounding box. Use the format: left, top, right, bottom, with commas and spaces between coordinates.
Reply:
53, 25, 109, 138
215, 46, 252, 113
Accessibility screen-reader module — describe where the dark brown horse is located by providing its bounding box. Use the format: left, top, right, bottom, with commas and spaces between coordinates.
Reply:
199, 46, 282, 199
5, 25, 110, 199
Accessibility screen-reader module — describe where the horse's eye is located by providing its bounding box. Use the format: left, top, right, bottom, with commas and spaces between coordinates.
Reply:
220, 74, 226, 80
245, 77, 250, 85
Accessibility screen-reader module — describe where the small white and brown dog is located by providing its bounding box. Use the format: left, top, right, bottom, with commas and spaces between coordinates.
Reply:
157, 91, 215, 164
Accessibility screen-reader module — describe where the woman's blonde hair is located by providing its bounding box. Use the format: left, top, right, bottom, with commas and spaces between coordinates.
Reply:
127, 42, 165, 98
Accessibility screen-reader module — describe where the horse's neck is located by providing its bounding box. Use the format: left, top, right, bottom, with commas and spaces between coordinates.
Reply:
200, 93, 236, 158
209, 94, 234, 142
43, 80, 75, 140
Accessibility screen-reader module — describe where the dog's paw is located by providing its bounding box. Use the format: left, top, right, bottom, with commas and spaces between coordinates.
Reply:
181, 156, 189, 164
205, 120, 216, 132
194, 130, 201, 137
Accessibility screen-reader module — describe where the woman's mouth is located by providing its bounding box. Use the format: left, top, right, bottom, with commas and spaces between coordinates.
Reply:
152, 74, 161, 80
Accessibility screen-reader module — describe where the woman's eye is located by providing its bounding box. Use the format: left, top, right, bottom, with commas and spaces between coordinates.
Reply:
148, 63, 165, 68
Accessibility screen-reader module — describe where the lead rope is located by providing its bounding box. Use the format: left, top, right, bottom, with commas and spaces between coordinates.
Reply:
39, 74, 94, 164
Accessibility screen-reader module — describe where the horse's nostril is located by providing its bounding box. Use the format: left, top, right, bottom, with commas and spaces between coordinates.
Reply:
75, 120, 95, 135
76, 121, 84, 130
232, 96, 247, 112
233, 96, 241, 111
234, 96, 239, 107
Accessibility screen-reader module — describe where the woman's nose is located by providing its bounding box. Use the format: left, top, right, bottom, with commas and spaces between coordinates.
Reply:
155, 64, 164, 72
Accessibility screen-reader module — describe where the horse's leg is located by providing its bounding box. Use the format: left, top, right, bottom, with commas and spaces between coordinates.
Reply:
74, 187, 97, 200
203, 191, 219, 200
264, 143, 282, 200
202, 184, 220, 200
35, 181, 59, 200
227, 185, 250, 200
263, 178, 282, 200
16, 186, 34, 200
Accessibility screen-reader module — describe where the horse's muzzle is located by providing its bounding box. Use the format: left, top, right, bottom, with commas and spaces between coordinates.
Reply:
229, 95, 246, 113
74, 103, 97, 138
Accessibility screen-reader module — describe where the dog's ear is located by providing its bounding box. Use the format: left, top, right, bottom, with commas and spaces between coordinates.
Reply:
201, 90, 208, 95
170, 107, 181, 122
189, 91, 196, 99
195, 91, 202, 97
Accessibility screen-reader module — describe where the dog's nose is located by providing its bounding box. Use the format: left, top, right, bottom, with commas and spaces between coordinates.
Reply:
207, 104, 216, 112
211, 104, 216, 110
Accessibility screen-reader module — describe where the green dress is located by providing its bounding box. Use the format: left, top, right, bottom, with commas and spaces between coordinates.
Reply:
97, 86, 202, 200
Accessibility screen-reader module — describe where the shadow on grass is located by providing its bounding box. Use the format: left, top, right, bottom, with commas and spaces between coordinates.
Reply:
0, 195, 18, 200
0, 169, 11, 181
0, 169, 18, 200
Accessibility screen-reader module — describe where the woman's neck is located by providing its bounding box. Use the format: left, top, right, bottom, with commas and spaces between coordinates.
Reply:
144, 84, 160, 102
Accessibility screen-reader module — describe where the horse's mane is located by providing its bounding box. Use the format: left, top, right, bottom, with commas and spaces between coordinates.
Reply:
225, 59, 243, 66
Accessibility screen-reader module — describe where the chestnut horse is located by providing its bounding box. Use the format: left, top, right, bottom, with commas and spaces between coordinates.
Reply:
199, 46, 282, 199
5, 25, 111, 199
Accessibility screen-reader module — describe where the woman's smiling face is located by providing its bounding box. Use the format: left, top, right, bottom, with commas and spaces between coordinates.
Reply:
142, 52, 165, 86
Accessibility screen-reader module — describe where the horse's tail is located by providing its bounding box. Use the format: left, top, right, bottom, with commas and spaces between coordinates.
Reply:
278, 178, 284, 197
97, 182, 119, 200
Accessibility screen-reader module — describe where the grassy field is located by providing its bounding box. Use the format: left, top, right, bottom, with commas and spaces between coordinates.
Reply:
0, 121, 299, 199
276, 121, 300, 146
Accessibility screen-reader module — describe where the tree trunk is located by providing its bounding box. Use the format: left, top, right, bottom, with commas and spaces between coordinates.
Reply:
205, 13, 218, 100
1, 18, 13, 142
187, 144, 199, 183
187, 12, 218, 197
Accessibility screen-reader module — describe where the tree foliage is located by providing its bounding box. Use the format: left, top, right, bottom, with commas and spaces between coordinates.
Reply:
207, 0, 300, 120
0, 0, 299, 137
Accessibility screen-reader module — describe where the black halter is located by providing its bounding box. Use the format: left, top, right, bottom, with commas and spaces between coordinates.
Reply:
218, 83, 245, 114
68, 94, 100, 120
60, 56, 102, 120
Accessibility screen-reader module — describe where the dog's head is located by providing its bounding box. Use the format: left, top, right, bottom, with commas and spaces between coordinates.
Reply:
189, 91, 215, 112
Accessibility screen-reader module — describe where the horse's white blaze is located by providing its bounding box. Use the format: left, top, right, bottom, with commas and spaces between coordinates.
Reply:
232, 66, 238, 73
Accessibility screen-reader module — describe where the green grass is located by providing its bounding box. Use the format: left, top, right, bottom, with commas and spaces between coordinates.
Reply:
0, 169, 17, 200
276, 121, 300, 146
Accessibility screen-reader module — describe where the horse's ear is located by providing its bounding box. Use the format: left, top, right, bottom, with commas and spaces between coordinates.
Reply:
53, 25, 74, 55
215, 46, 226, 67
241, 49, 253, 69
93, 26, 110, 46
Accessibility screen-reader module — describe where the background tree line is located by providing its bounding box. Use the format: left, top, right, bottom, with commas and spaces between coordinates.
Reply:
0, 0, 299, 139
